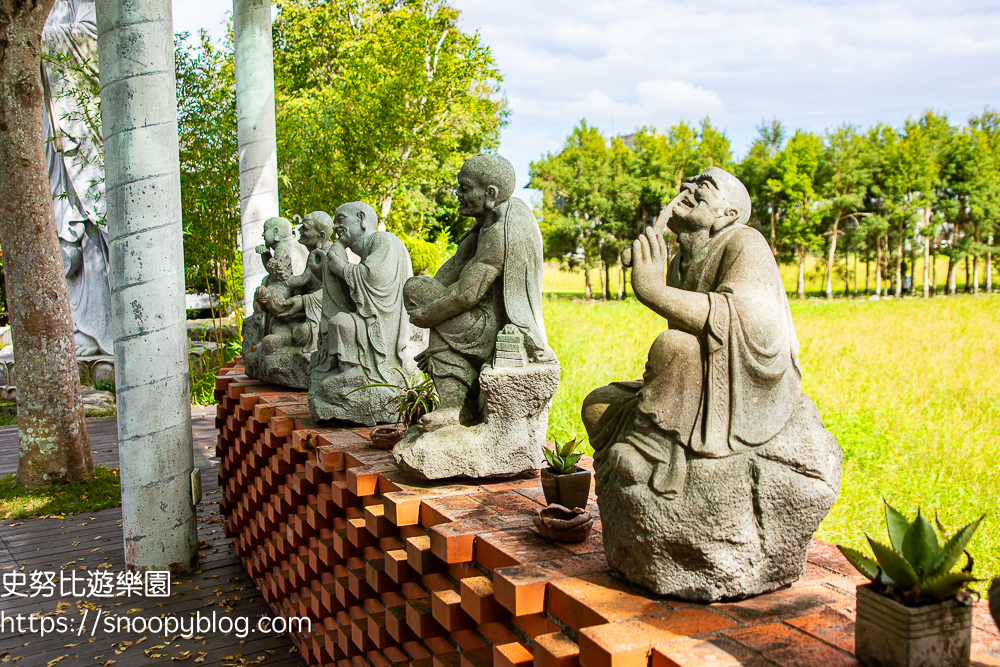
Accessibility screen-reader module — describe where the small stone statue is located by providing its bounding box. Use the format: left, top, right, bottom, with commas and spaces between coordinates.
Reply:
241, 216, 313, 388
393, 154, 560, 479
583, 167, 842, 602
306, 202, 419, 426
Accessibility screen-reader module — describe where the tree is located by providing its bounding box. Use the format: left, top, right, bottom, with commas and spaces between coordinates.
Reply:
0, 0, 94, 488
771, 130, 824, 298
175, 31, 242, 346
819, 125, 872, 299
738, 119, 785, 254
272, 0, 507, 236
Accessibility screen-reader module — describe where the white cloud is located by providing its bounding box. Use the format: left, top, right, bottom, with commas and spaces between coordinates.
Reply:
169, 0, 1000, 196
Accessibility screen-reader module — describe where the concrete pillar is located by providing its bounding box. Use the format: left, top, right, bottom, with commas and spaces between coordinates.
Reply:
96, 0, 198, 573
234, 0, 280, 314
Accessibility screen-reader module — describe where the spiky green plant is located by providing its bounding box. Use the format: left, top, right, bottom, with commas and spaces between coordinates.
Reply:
345, 368, 439, 428
838, 500, 983, 606
543, 438, 582, 474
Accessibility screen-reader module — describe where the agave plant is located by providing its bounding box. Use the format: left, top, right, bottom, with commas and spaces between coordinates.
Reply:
837, 500, 983, 606
543, 438, 582, 474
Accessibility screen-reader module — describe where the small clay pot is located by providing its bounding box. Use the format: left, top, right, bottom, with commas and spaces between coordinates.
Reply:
533, 504, 594, 543
540, 466, 592, 510
370, 425, 406, 450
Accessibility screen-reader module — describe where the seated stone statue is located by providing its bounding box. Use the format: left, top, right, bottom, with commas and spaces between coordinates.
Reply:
307, 202, 418, 426
241, 216, 312, 388
393, 154, 560, 479
583, 167, 842, 602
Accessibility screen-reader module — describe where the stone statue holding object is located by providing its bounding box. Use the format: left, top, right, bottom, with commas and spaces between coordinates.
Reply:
306, 202, 420, 426
241, 216, 313, 388
583, 167, 842, 601
393, 154, 560, 479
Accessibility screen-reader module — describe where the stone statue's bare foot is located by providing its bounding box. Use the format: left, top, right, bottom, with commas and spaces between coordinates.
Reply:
418, 407, 461, 433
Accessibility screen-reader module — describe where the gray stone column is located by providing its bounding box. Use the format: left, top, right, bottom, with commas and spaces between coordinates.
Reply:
96, 0, 198, 573
234, 0, 280, 313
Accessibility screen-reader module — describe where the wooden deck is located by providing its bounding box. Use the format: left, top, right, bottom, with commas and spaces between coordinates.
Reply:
0, 409, 305, 667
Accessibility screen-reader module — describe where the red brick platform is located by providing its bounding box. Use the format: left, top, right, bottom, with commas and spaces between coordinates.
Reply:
215, 363, 1000, 667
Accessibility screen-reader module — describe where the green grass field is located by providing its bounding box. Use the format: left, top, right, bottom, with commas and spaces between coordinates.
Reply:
543, 292, 1000, 593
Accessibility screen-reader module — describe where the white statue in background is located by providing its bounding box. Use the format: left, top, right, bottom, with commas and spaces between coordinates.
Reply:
42, 0, 113, 357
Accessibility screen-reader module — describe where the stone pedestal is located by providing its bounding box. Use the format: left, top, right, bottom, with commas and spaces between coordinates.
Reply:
599, 394, 842, 602
393, 361, 560, 479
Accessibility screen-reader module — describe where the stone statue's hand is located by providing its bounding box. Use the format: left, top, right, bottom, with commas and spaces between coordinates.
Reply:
61, 243, 83, 279
630, 226, 668, 307
409, 306, 434, 329
308, 248, 326, 274
414, 349, 430, 373
277, 296, 304, 318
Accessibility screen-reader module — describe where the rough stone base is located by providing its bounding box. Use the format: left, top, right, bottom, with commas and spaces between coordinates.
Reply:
243, 345, 310, 390
394, 361, 560, 479
308, 378, 398, 427
599, 393, 842, 602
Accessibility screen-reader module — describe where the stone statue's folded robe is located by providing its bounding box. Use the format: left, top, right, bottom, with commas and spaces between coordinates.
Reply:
310, 231, 414, 385
422, 197, 553, 387
592, 224, 801, 493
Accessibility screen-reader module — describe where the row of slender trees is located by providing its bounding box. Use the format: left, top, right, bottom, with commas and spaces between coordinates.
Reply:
531, 112, 1000, 299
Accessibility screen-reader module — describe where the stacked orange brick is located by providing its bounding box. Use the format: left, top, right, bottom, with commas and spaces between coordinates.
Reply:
215, 363, 1000, 667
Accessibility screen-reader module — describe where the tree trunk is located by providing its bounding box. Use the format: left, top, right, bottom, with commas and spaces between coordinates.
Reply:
616, 260, 623, 300
946, 255, 957, 295
964, 256, 970, 293
584, 266, 592, 300
97, 0, 198, 573
234, 0, 280, 314
865, 256, 870, 295
824, 213, 840, 299
875, 238, 882, 297
894, 228, 903, 298
931, 244, 937, 295
0, 0, 94, 489
987, 235, 993, 294
796, 245, 806, 299
604, 256, 611, 301
922, 230, 930, 298
769, 206, 777, 255
596, 243, 606, 301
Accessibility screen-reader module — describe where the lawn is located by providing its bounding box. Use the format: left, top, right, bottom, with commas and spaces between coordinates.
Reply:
543, 292, 1000, 593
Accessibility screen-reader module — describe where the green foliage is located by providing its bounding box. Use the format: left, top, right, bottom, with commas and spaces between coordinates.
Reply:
837, 501, 981, 605
347, 369, 440, 427
400, 232, 454, 275
0, 466, 121, 518
93, 380, 115, 393
543, 437, 582, 474
272, 0, 508, 235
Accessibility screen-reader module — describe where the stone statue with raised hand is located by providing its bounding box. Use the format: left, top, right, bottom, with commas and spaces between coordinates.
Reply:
393, 154, 560, 479
241, 216, 313, 388
306, 202, 420, 426
582, 167, 842, 601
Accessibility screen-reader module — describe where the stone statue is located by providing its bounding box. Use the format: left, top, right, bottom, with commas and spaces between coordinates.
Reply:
241, 216, 313, 388
393, 154, 560, 479
43, 0, 113, 357
582, 167, 842, 602
306, 202, 419, 426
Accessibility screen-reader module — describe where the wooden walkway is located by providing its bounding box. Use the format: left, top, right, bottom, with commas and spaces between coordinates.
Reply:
0, 409, 305, 667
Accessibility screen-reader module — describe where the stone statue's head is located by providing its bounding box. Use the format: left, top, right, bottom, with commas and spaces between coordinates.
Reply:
263, 217, 294, 247
456, 154, 516, 217
298, 211, 334, 251
668, 166, 751, 235
333, 201, 378, 252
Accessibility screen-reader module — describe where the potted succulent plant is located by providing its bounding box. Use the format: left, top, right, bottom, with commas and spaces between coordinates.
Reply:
540, 438, 591, 510
837, 501, 983, 667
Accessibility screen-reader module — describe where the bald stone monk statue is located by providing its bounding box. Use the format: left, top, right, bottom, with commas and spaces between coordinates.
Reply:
307, 202, 418, 426
394, 155, 560, 479
583, 167, 842, 601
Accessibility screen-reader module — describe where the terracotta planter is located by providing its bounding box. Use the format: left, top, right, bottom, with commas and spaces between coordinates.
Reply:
533, 505, 594, 543
855, 584, 972, 667
370, 425, 406, 450
540, 467, 591, 509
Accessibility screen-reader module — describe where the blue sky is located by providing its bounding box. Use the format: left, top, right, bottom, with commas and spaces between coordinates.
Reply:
175, 0, 1000, 195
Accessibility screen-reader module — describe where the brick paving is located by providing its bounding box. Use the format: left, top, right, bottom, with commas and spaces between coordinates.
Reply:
215, 363, 1000, 667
